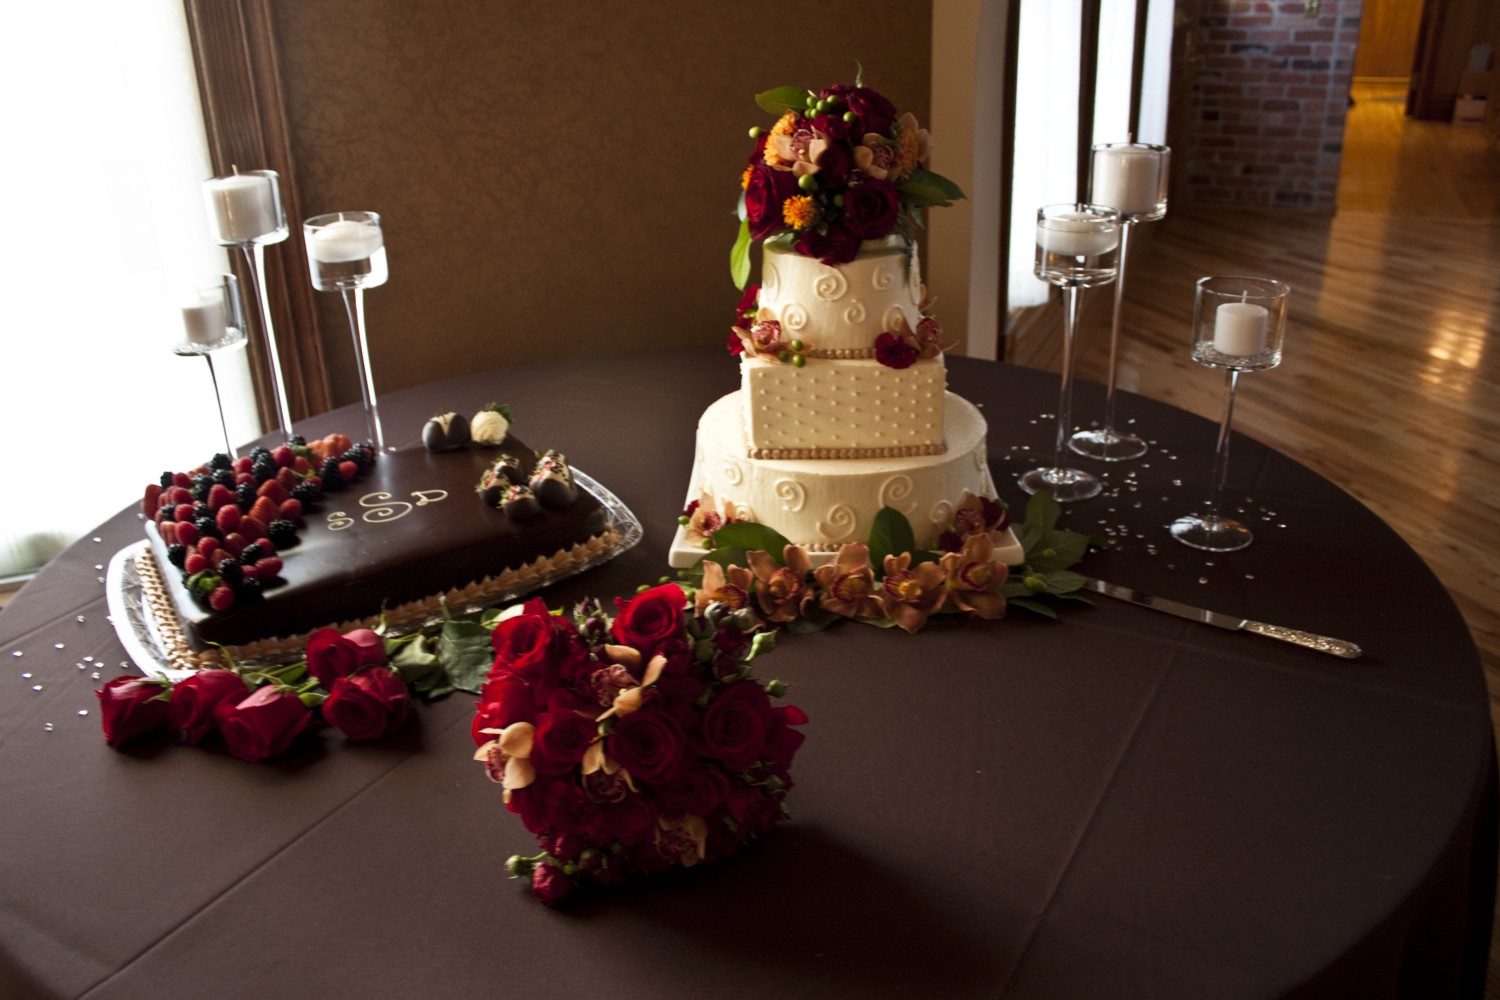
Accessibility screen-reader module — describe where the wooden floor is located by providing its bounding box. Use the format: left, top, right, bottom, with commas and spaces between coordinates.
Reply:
1046, 81, 1500, 992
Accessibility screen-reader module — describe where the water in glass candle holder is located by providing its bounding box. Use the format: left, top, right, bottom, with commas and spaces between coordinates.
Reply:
1035, 206, 1121, 287
306, 212, 387, 291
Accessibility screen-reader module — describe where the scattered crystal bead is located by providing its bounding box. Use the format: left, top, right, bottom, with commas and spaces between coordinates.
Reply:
43, 723, 54, 732
76, 616, 86, 623
32, 685, 43, 691
77, 709, 89, 717
53, 643, 64, 650
21, 672, 32, 679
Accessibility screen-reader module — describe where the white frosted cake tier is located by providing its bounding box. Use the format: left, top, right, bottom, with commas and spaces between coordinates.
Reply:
742, 355, 947, 458
757, 239, 923, 356
667, 390, 997, 568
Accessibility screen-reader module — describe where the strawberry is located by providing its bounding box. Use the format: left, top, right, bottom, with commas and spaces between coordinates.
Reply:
213, 547, 237, 566
233, 455, 253, 475
254, 556, 283, 579
208, 585, 236, 612
184, 552, 209, 575
159, 522, 178, 545
222, 532, 247, 556
278, 498, 303, 522
249, 496, 279, 523
255, 479, 287, 504
143, 483, 162, 518
292, 456, 312, 475
197, 536, 220, 561
175, 521, 199, 547
236, 472, 255, 487
339, 460, 358, 482
216, 504, 242, 532
275, 466, 299, 490
174, 503, 196, 524
172, 472, 193, 489
239, 515, 266, 541
272, 444, 294, 468
240, 562, 259, 580
167, 486, 193, 507
207, 484, 236, 511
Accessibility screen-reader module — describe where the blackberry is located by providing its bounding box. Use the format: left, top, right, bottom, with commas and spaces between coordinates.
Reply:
288, 434, 306, 447
158, 506, 176, 523
192, 501, 212, 521
209, 452, 232, 471
167, 543, 188, 568
158, 471, 175, 489
194, 516, 221, 540
249, 446, 271, 462
319, 457, 344, 491
291, 481, 321, 503
267, 519, 298, 548
212, 468, 235, 488
252, 456, 276, 483
235, 575, 263, 600
190, 474, 213, 501
218, 561, 244, 586
241, 541, 269, 564
236, 482, 257, 508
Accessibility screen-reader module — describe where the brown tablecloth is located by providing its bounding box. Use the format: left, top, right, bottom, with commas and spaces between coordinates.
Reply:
0, 349, 1492, 999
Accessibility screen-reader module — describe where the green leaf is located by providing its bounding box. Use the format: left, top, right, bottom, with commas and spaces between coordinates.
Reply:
703, 546, 748, 571
1025, 491, 1063, 534
731, 218, 752, 290
904, 168, 967, 201
391, 635, 451, 700
736, 188, 747, 223
439, 619, 494, 695
1040, 569, 1087, 595
480, 606, 506, 629
1008, 597, 1059, 619
897, 181, 955, 208
755, 86, 809, 117
867, 507, 916, 571
712, 522, 793, 558
1026, 530, 1091, 571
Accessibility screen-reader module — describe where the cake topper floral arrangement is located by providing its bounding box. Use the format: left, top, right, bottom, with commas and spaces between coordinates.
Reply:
731, 68, 966, 287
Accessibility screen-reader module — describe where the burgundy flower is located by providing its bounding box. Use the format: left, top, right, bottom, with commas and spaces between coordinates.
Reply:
322, 667, 411, 741
744, 162, 798, 240
609, 709, 687, 786
795, 223, 860, 265
765, 704, 809, 773
214, 685, 312, 762
846, 86, 898, 138
875, 331, 919, 369
658, 762, 733, 816
601, 792, 656, 845
538, 777, 600, 836
168, 669, 247, 744
97, 675, 172, 747
735, 283, 760, 323
700, 680, 774, 770
842, 178, 900, 239
471, 671, 536, 746
304, 629, 361, 688
611, 583, 686, 660
531, 860, 573, 906
530, 707, 597, 775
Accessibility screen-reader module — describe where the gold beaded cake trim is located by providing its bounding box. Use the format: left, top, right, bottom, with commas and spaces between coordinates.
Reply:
747, 442, 948, 460
802, 347, 876, 360
134, 526, 624, 670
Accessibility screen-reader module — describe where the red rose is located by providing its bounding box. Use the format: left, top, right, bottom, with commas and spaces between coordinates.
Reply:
168, 669, 248, 744
305, 628, 362, 688
490, 600, 588, 699
609, 709, 686, 786
744, 162, 798, 240
322, 667, 410, 741
97, 675, 172, 746
700, 680, 773, 770
765, 704, 809, 772
735, 283, 760, 323
795, 223, 860, 265
342, 628, 387, 666
611, 583, 685, 659
658, 762, 732, 816
538, 777, 599, 835
842, 178, 900, 239
471, 671, 537, 746
530, 707, 597, 775
837, 85, 898, 137
601, 793, 656, 845
531, 860, 573, 906
214, 685, 312, 762
875, 331, 919, 369
727, 783, 781, 835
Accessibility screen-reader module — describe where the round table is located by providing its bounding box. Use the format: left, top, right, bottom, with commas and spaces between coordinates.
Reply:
0, 349, 1491, 999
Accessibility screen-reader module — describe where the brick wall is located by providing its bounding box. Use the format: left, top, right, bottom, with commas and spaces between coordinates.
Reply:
1178, 0, 1362, 211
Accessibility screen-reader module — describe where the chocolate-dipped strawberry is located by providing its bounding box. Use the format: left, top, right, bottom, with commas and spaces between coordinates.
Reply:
475, 466, 509, 507
422, 412, 470, 451
501, 484, 541, 520
528, 460, 577, 509
492, 452, 525, 485
470, 403, 512, 447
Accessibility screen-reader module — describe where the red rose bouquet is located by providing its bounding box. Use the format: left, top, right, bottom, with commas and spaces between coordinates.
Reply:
471, 583, 806, 903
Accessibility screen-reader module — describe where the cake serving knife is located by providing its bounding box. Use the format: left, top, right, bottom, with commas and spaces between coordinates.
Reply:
1081, 577, 1362, 659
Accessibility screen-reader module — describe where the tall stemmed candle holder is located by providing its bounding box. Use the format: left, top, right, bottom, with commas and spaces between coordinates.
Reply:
1020, 204, 1121, 503
1069, 141, 1169, 462
173, 273, 247, 459
1171, 275, 1290, 552
202, 169, 294, 437
304, 211, 388, 450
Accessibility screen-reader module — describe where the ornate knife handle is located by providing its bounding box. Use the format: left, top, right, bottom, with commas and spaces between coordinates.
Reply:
1242, 621, 1362, 659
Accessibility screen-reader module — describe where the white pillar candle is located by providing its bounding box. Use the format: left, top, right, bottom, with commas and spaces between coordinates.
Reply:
1091, 146, 1162, 216
203, 174, 280, 242
1038, 212, 1119, 257
1213, 301, 1269, 356
309, 219, 383, 263
182, 295, 226, 346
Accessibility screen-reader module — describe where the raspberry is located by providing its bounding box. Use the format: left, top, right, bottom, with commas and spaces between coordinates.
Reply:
172, 472, 193, 490
197, 537, 221, 560
222, 532, 247, 556
249, 497, 279, 524
184, 552, 209, 575
255, 479, 287, 504
216, 505, 242, 533
338, 460, 358, 482
233, 456, 253, 475
240, 562, 259, 580
175, 521, 199, 547
208, 585, 235, 612
254, 555, 283, 579
239, 516, 266, 542
292, 456, 312, 475
168, 486, 193, 507
278, 498, 303, 522
272, 445, 294, 468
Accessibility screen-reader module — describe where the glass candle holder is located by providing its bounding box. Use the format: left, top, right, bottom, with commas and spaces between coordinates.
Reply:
202, 168, 294, 437
173, 273, 248, 458
1020, 204, 1120, 503
1171, 275, 1291, 552
304, 211, 388, 449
